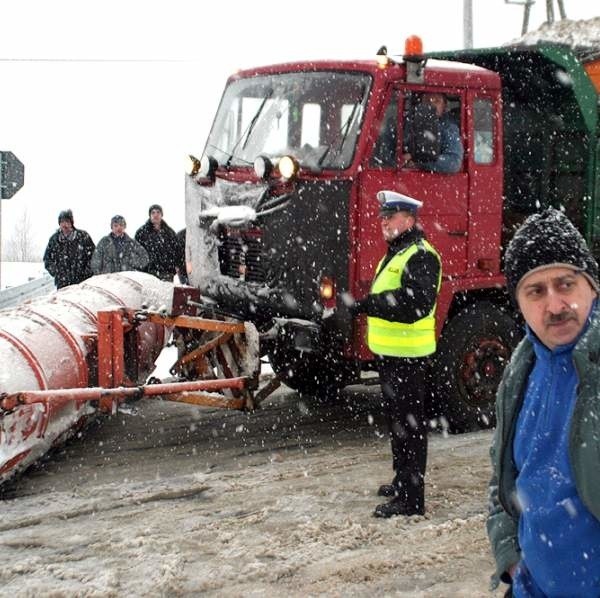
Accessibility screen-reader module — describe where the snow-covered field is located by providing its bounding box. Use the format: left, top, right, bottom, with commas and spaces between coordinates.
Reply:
0, 384, 503, 597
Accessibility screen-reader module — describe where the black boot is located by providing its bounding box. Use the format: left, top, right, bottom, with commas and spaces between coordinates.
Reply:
373, 475, 425, 518
373, 495, 424, 518
377, 473, 401, 497
377, 483, 397, 497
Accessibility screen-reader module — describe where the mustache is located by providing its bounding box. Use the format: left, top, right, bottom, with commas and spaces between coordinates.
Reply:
545, 311, 577, 325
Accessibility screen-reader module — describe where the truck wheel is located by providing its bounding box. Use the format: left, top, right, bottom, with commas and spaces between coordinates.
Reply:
432, 301, 521, 432
268, 345, 357, 400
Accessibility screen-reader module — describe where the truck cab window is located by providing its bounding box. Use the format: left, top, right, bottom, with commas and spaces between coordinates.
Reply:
474, 98, 494, 164
370, 92, 398, 168
301, 103, 321, 147
205, 71, 371, 170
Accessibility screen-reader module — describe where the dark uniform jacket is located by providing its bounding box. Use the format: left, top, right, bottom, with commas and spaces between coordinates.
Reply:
355, 227, 440, 323
134, 220, 180, 281
43, 228, 95, 289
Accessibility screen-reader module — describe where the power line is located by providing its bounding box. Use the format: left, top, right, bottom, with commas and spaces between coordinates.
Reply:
0, 57, 189, 63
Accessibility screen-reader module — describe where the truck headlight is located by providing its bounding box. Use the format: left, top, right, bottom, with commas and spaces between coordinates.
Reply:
185, 154, 201, 176
278, 155, 299, 181
254, 155, 274, 180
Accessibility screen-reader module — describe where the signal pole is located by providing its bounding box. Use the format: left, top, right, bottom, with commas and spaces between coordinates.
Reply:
0, 151, 26, 290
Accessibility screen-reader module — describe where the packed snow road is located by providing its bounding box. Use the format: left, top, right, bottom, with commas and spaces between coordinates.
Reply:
0, 382, 504, 597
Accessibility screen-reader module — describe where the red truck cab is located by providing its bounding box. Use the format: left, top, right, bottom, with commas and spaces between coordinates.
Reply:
187, 40, 599, 430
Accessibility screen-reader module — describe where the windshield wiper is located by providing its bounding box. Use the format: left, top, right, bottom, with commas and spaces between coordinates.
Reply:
318, 88, 365, 168
225, 90, 273, 168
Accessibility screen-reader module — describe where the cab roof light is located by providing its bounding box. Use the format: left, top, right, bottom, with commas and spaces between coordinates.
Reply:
404, 35, 424, 60
403, 35, 426, 83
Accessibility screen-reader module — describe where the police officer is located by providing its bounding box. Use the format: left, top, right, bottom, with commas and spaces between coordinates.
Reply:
351, 190, 441, 517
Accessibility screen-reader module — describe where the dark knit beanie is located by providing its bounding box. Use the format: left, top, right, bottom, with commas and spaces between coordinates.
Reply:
58, 209, 74, 225
149, 204, 163, 216
111, 214, 126, 227
505, 208, 599, 301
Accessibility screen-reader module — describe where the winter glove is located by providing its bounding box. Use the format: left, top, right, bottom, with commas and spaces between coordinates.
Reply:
349, 297, 367, 317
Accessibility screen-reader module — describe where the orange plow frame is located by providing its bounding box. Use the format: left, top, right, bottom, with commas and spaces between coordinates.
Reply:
0, 307, 279, 416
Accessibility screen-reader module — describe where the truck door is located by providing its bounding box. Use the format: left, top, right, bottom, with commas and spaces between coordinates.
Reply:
355, 86, 469, 301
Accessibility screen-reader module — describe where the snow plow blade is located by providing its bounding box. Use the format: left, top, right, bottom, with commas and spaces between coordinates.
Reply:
0, 274, 273, 487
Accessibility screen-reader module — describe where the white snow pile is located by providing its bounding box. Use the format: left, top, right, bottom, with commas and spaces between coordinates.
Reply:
199, 205, 257, 227
509, 17, 600, 57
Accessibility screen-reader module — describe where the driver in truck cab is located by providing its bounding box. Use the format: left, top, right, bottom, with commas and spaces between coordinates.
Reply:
402, 92, 463, 174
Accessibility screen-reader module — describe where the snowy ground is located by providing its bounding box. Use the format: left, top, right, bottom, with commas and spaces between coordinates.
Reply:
0, 380, 505, 597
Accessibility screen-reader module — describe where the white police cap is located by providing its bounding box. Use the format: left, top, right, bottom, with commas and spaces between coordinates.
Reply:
377, 190, 423, 216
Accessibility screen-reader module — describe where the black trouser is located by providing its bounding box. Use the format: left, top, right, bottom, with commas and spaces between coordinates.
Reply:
377, 356, 428, 508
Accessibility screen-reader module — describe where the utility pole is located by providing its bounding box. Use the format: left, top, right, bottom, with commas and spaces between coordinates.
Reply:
505, 0, 536, 35
463, 0, 473, 49
505, 0, 567, 35
545, 0, 567, 22
546, 0, 555, 23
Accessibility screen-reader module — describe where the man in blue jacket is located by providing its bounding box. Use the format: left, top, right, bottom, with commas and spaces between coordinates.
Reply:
487, 208, 600, 596
402, 93, 463, 174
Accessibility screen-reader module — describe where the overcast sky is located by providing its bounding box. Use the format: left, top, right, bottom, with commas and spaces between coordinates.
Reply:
0, 0, 597, 260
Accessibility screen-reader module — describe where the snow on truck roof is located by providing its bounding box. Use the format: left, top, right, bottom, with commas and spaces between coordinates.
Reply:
422, 58, 489, 71
510, 16, 600, 60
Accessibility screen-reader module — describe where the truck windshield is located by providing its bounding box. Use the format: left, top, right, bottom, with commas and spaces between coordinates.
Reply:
205, 71, 372, 170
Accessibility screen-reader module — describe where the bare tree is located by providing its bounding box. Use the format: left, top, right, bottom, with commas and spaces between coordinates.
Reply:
4, 208, 42, 262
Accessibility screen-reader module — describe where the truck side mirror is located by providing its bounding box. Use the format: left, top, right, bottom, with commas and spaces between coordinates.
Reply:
405, 103, 440, 163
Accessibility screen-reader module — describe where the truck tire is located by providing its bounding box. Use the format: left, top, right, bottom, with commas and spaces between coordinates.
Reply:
268, 344, 357, 400
432, 301, 521, 432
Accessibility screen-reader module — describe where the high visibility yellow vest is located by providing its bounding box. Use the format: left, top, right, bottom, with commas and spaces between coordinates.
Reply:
367, 240, 441, 358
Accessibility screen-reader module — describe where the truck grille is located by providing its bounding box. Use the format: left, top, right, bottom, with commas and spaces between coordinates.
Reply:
219, 228, 266, 284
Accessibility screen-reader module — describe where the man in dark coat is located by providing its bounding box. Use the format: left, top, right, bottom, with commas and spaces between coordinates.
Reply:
43, 209, 95, 289
134, 204, 180, 282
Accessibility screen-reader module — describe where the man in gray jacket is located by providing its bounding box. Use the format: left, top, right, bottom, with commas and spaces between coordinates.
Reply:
91, 215, 149, 275
488, 208, 600, 596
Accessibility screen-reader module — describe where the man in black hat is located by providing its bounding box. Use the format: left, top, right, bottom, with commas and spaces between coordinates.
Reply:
351, 190, 441, 518
43, 209, 95, 289
488, 208, 600, 596
134, 204, 180, 282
